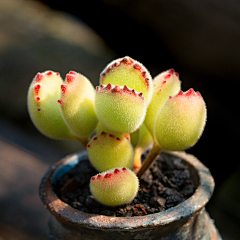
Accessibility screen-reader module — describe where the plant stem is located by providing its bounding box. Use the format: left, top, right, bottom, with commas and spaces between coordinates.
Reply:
133, 147, 143, 173
136, 142, 162, 179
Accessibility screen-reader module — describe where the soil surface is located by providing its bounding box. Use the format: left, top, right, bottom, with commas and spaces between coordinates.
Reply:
55, 152, 196, 217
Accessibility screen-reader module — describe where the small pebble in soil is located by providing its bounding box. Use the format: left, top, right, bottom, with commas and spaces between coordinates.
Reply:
55, 152, 196, 217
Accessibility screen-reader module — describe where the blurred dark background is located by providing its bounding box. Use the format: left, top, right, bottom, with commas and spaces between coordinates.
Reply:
0, 0, 239, 239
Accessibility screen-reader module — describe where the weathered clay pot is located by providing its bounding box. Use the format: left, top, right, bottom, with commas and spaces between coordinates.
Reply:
39, 151, 222, 240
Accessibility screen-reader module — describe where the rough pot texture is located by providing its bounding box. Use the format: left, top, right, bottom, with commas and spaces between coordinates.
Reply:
39, 151, 222, 240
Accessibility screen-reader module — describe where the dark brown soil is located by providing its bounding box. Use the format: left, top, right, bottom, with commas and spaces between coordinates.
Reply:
54, 152, 195, 217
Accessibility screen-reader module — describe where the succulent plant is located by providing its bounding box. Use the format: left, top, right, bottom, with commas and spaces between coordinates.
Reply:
27, 56, 207, 207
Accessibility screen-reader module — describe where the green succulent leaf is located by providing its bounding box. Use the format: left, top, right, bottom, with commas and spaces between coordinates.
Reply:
95, 84, 146, 133
144, 69, 181, 140
90, 167, 139, 206
58, 71, 98, 138
155, 89, 207, 151
87, 131, 134, 172
27, 71, 76, 140
100, 56, 153, 106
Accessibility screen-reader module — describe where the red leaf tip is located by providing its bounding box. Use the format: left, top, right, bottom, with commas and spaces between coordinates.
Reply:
61, 85, 67, 95
46, 71, 53, 76
35, 73, 44, 82
97, 174, 102, 179
57, 99, 63, 106
173, 89, 201, 99
164, 74, 171, 79
66, 74, 75, 83
186, 88, 195, 96
104, 173, 113, 178
34, 84, 41, 95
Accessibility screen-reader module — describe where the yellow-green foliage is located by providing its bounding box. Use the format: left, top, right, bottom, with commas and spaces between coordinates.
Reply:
155, 89, 207, 150
27, 71, 76, 140
100, 56, 153, 106
59, 71, 98, 138
95, 84, 146, 133
145, 69, 181, 140
90, 167, 139, 206
131, 123, 153, 150
27, 57, 208, 207
87, 131, 134, 172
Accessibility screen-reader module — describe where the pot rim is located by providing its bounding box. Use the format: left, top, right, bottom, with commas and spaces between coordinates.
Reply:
39, 151, 214, 230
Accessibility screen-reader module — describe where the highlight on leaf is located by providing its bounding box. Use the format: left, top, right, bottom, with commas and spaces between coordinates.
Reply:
100, 56, 153, 106
87, 131, 134, 172
155, 89, 207, 151
95, 84, 146, 133
58, 71, 98, 138
90, 167, 139, 206
27, 71, 76, 140
144, 69, 181, 140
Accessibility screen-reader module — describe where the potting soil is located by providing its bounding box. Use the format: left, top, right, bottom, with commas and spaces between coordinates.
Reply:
55, 152, 195, 217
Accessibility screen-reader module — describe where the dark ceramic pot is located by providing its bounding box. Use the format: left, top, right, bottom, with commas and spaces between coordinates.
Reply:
39, 151, 222, 240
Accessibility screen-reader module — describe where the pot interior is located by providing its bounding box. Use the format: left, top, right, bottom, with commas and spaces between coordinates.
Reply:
52, 150, 88, 186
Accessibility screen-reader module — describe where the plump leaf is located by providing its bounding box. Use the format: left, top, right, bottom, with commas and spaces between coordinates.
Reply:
145, 69, 181, 140
155, 89, 207, 150
100, 56, 153, 105
87, 131, 134, 172
95, 84, 146, 133
27, 71, 76, 140
58, 71, 98, 138
90, 167, 139, 206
